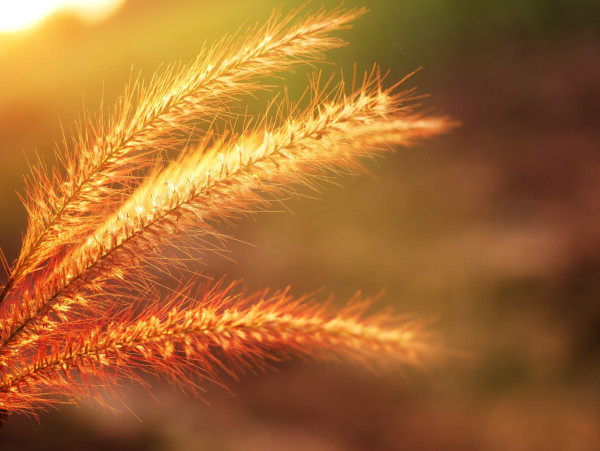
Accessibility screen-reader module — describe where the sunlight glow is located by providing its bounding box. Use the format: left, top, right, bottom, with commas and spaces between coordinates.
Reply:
0, 0, 125, 33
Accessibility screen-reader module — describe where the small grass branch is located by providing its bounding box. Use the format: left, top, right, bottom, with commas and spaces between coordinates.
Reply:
0, 5, 455, 423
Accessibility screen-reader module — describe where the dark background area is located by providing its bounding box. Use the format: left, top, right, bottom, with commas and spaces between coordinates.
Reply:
1, 0, 599, 449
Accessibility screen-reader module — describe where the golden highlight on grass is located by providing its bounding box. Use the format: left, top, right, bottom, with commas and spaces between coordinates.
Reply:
0, 5, 455, 421
6, 6, 366, 303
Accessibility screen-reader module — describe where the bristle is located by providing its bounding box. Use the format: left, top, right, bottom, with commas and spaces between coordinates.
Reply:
5, 7, 367, 304
0, 6, 455, 418
0, 284, 433, 414
1, 74, 453, 352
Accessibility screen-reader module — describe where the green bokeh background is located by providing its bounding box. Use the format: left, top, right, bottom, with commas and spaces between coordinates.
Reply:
1, 0, 599, 449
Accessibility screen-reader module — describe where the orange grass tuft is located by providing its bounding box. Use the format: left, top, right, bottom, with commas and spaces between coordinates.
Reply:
0, 5, 456, 421
0, 283, 432, 414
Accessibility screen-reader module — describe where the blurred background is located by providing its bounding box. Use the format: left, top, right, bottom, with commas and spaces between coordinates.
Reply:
1, 0, 599, 449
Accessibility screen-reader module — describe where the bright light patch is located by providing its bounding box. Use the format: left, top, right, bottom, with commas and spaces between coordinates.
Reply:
0, 0, 125, 33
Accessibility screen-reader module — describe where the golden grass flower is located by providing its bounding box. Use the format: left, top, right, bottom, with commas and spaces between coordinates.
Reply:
0, 5, 455, 420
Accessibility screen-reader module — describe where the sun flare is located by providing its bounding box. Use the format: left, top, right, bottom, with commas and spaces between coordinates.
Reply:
0, 0, 125, 33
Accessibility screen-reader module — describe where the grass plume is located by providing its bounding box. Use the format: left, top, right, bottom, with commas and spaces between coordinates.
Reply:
0, 5, 455, 422
4, 6, 366, 305
0, 283, 431, 414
